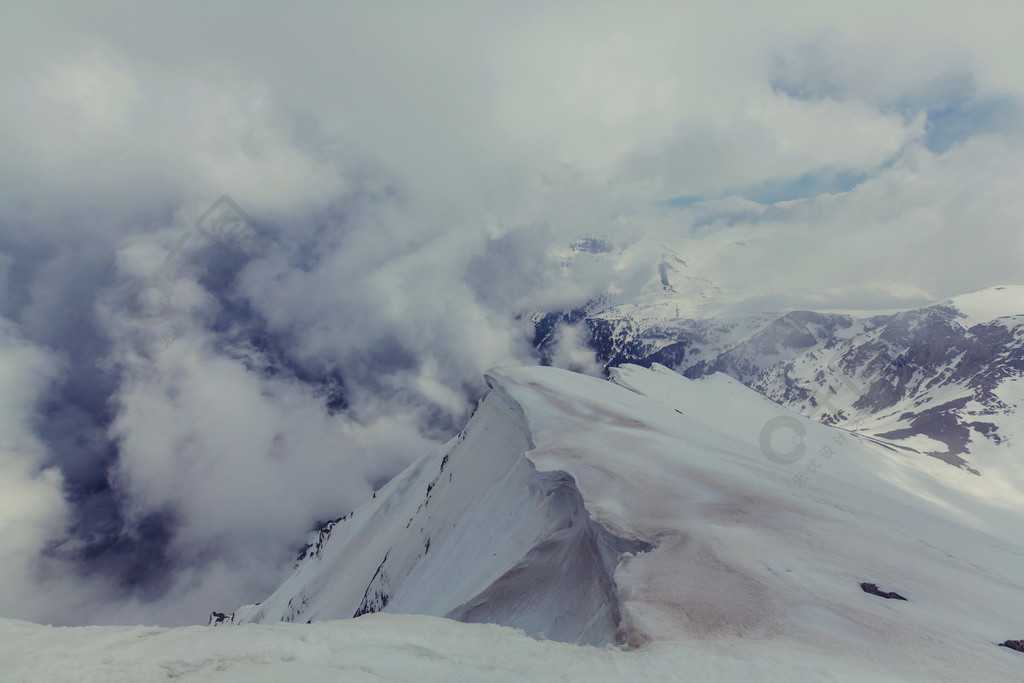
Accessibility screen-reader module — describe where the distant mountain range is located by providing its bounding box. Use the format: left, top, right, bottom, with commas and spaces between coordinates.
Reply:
535, 284, 1023, 473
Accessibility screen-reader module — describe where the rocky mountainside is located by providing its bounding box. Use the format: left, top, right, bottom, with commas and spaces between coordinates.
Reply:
537, 285, 1024, 472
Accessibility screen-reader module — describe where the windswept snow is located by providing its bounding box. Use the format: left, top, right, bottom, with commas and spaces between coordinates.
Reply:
495, 365, 1024, 669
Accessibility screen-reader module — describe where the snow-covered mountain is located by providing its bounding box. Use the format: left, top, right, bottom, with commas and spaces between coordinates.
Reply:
211, 363, 1024, 680
215, 367, 653, 647
538, 282, 1024, 473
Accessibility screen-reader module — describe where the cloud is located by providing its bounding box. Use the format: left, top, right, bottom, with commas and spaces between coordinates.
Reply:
0, 0, 1022, 626
0, 320, 69, 620
616, 95, 924, 198
693, 136, 1024, 308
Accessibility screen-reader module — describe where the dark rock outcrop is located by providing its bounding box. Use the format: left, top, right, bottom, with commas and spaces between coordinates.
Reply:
860, 582, 907, 601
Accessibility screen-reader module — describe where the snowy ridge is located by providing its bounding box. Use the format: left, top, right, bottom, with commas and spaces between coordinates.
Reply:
212, 364, 1024, 680
225, 372, 650, 646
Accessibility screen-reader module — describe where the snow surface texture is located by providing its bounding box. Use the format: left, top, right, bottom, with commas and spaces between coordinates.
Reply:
203, 364, 1024, 681
5, 364, 1024, 680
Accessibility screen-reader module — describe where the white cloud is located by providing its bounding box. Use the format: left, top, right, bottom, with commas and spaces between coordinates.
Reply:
0, 320, 70, 620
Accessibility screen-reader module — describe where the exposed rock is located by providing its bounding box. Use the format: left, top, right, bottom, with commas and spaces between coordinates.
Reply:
860, 582, 907, 601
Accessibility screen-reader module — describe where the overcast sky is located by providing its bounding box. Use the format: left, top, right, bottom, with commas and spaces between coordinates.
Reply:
1, 1, 1022, 626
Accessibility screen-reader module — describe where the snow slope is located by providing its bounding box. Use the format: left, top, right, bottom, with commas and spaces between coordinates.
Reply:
199, 363, 1024, 681
949, 285, 1024, 328
225, 374, 648, 646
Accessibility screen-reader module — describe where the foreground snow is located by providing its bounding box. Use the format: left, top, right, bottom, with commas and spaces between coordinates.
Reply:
0, 612, 909, 682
